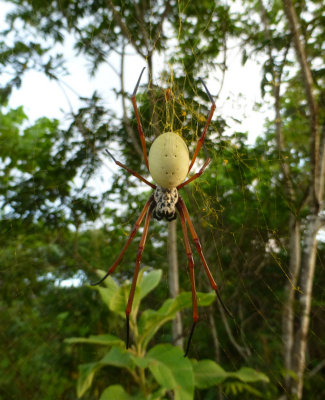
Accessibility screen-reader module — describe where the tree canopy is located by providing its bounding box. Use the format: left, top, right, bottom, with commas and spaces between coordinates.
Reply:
1, 0, 324, 399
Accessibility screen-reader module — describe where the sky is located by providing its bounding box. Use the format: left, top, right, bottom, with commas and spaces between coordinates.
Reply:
12, 50, 265, 143
1, 0, 273, 212
1, 0, 266, 145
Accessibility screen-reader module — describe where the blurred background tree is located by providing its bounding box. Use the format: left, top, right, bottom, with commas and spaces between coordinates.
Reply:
0, 0, 324, 399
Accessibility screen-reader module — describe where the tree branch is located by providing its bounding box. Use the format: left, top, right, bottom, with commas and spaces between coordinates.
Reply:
216, 299, 251, 360
317, 123, 325, 207
134, 2, 150, 50
282, 0, 320, 211
105, 0, 146, 58
259, 0, 295, 204
151, 1, 171, 51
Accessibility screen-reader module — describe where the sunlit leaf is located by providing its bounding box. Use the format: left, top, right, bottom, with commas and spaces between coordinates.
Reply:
94, 278, 127, 318
145, 344, 194, 400
93, 269, 162, 320
130, 269, 162, 318
76, 347, 134, 398
100, 346, 133, 369
231, 367, 270, 383
193, 359, 228, 388
138, 291, 215, 350
65, 334, 124, 347
139, 269, 162, 299
77, 362, 100, 398
99, 384, 146, 400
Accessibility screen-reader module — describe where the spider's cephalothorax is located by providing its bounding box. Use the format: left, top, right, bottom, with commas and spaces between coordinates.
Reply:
153, 186, 178, 221
93, 67, 232, 358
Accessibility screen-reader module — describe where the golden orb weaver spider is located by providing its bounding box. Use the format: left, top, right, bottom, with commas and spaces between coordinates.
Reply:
92, 68, 232, 356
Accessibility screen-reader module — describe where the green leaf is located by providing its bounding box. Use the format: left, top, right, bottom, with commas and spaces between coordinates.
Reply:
99, 385, 146, 400
193, 359, 228, 388
92, 274, 124, 316
145, 344, 194, 400
77, 362, 101, 398
231, 367, 269, 383
192, 361, 269, 391
148, 387, 167, 400
96, 281, 128, 317
93, 269, 162, 319
129, 354, 149, 369
65, 334, 124, 347
100, 346, 134, 369
224, 381, 263, 397
139, 269, 162, 299
130, 269, 162, 318
76, 347, 134, 398
138, 291, 215, 350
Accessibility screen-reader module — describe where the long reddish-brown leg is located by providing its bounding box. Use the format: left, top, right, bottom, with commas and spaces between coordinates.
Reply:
177, 158, 211, 190
105, 149, 156, 189
131, 67, 149, 171
188, 79, 216, 173
91, 195, 154, 286
126, 202, 154, 348
176, 203, 198, 357
178, 196, 233, 317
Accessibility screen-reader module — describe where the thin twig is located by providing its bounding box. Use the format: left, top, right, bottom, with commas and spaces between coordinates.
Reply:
105, 0, 146, 58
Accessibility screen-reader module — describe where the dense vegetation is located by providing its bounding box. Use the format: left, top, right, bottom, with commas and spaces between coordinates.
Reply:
1, 0, 324, 399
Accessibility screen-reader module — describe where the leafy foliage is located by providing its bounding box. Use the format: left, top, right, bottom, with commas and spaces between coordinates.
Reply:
66, 269, 269, 399
1, 0, 325, 399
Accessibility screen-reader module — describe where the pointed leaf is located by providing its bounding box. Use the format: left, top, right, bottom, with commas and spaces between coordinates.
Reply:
77, 362, 101, 398
99, 385, 146, 400
148, 387, 167, 400
129, 354, 150, 369
193, 359, 228, 388
100, 346, 133, 369
139, 269, 162, 299
93, 275, 126, 317
76, 347, 134, 398
93, 269, 162, 319
231, 367, 269, 383
138, 291, 215, 350
145, 344, 194, 400
65, 334, 123, 347
95, 283, 128, 317
129, 269, 160, 318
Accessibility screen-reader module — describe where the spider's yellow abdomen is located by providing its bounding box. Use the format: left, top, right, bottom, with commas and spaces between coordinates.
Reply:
148, 132, 189, 189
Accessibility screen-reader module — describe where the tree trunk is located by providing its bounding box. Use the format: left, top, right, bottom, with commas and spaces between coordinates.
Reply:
282, 216, 301, 390
291, 216, 319, 398
168, 219, 184, 349
280, 1, 323, 397
107, 0, 183, 353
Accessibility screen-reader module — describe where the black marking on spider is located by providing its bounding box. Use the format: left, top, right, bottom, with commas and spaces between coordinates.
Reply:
153, 186, 178, 221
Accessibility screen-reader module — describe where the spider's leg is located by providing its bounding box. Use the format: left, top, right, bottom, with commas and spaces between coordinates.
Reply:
126, 202, 154, 349
177, 203, 198, 357
177, 157, 211, 190
178, 197, 233, 318
105, 149, 156, 189
188, 78, 216, 173
91, 195, 154, 286
131, 67, 149, 171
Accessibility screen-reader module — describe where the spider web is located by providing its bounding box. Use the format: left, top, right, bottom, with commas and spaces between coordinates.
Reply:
124, 5, 325, 398
147, 69, 284, 355
3, 0, 324, 399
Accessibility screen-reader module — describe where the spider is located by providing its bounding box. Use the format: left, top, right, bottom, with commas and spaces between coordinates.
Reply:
92, 68, 231, 356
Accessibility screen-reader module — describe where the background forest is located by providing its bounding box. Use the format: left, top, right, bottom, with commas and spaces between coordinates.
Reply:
1, 0, 324, 399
